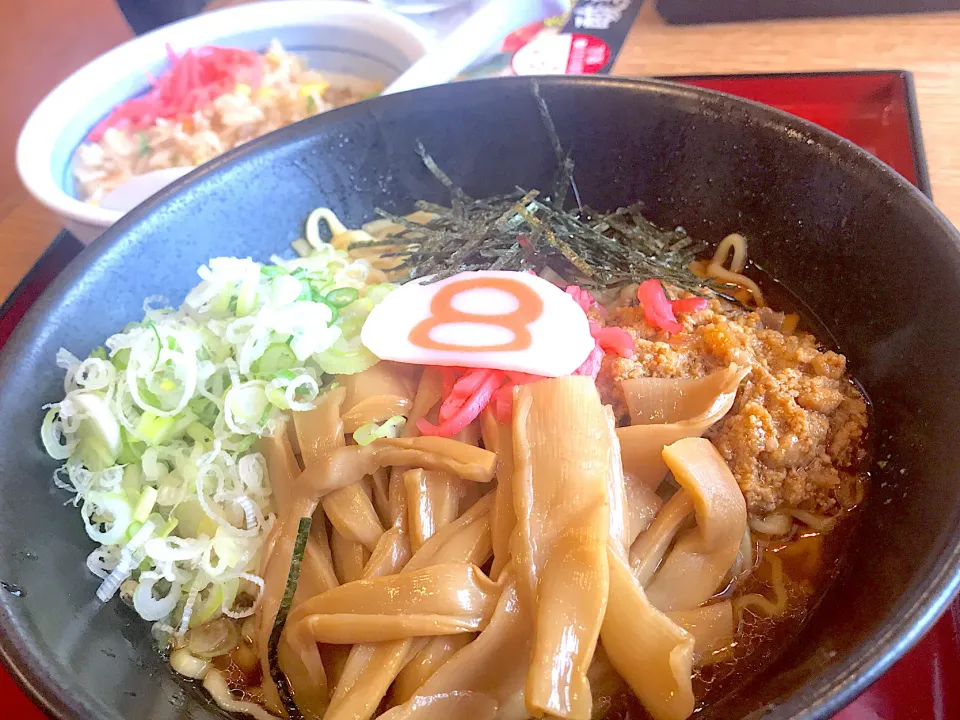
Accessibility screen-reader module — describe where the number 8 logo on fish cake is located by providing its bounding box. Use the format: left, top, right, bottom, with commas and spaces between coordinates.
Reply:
360, 270, 596, 377
408, 276, 544, 352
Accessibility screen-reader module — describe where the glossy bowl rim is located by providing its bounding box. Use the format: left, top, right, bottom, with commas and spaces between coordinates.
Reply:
2, 75, 960, 720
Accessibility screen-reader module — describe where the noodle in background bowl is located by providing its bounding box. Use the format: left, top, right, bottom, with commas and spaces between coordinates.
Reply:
2, 76, 960, 719
15, 0, 432, 244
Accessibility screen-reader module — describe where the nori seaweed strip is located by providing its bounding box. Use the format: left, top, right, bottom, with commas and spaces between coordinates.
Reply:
348, 88, 717, 292
486, 244, 527, 272
536, 202, 706, 289
531, 81, 576, 210
553, 151, 576, 211
517, 205, 596, 279
531, 82, 564, 171
494, 190, 540, 231
415, 141, 468, 200
415, 141, 471, 220
267, 517, 311, 720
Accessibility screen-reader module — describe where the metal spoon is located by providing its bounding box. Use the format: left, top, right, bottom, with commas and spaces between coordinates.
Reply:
382, 0, 558, 95
99, 166, 195, 213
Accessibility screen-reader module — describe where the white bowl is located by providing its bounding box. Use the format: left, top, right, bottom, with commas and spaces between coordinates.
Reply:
16, 0, 432, 244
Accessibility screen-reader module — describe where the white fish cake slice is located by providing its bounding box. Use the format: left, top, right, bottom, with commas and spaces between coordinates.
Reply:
361, 271, 594, 377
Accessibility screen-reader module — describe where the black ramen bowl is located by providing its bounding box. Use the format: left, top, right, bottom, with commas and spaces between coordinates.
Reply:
1, 76, 959, 720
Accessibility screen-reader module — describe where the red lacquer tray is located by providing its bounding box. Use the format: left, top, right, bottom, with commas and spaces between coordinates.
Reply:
672, 71, 931, 194
1, 70, 956, 720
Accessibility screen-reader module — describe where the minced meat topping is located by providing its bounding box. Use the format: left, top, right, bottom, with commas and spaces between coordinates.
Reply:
597, 295, 868, 516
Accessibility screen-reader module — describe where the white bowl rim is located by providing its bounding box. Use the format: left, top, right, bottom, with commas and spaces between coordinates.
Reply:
16, 0, 433, 230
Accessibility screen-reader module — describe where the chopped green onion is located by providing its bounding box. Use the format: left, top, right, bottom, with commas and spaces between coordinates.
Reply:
322, 301, 339, 325
254, 343, 297, 376
122, 463, 144, 492
148, 323, 163, 369
264, 384, 289, 410
325, 287, 360, 308
270, 274, 303, 306
236, 272, 260, 317
133, 487, 158, 523
82, 492, 134, 545
44, 207, 384, 633
224, 383, 270, 435
78, 437, 116, 472
118, 428, 146, 464
190, 582, 225, 628
352, 424, 377, 445
111, 348, 130, 370
125, 521, 144, 543
132, 571, 181, 621
73, 392, 122, 463
296, 280, 311, 300
158, 517, 179, 538
137, 132, 150, 157
211, 285, 232, 313
220, 579, 239, 617
185, 421, 215, 446
315, 340, 379, 375
138, 383, 162, 409
137, 410, 198, 447
136, 413, 177, 446
260, 265, 288, 278
234, 435, 257, 453
187, 397, 218, 426
364, 283, 396, 303
335, 297, 376, 337
312, 279, 335, 296
168, 410, 198, 437
40, 407, 74, 460
187, 397, 210, 415
353, 415, 406, 446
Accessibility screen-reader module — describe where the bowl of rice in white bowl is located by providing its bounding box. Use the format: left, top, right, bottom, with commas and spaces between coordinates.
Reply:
16, 0, 432, 244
